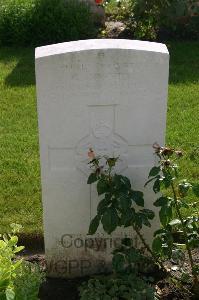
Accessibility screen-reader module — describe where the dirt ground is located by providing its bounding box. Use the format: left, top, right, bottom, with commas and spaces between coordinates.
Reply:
22, 251, 198, 300
18, 230, 198, 299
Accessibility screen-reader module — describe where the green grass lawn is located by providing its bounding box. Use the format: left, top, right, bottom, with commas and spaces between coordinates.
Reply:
0, 42, 198, 234
0, 48, 42, 234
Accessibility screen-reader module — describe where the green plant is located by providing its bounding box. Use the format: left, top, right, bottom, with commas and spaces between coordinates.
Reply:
112, 238, 157, 277
104, 0, 132, 21
130, 1, 158, 40
86, 146, 199, 297
85, 149, 163, 298
147, 144, 199, 294
0, 0, 36, 46
108, 0, 199, 40
0, 224, 44, 300
0, 0, 96, 46
128, 0, 174, 40
87, 149, 165, 269
158, 0, 199, 40
79, 274, 156, 300
0, 224, 24, 299
87, 149, 154, 244
14, 262, 44, 300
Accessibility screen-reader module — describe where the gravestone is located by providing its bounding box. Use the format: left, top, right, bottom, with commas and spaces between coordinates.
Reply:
35, 39, 169, 278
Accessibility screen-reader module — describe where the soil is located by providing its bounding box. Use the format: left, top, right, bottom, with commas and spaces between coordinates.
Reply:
18, 233, 44, 252
21, 251, 198, 300
17, 234, 198, 299
39, 277, 85, 300
39, 277, 191, 300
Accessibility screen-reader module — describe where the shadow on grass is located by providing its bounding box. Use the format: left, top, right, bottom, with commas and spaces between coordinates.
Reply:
0, 42, 199, 87
0, 47, 35, 87
167, 41, 199, 84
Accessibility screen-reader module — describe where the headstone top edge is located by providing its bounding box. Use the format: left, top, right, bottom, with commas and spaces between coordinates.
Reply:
35, 39, 169, 60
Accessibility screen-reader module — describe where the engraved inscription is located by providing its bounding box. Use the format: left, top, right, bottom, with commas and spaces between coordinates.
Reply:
48, 107, 155, 173
76, 105, 128, 175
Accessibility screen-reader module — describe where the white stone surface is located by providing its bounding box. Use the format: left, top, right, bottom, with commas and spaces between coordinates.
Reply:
35, 39, 169, 278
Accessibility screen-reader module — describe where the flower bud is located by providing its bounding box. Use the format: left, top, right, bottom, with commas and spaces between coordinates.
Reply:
88, 148, 95, 159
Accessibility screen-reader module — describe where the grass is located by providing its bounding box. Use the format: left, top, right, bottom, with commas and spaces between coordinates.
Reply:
0, 48, 42, 234
0, 42, 198, 234
167, 42, 199, 183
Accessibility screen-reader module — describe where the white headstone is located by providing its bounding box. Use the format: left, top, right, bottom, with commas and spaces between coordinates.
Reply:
35, 39, 169, 278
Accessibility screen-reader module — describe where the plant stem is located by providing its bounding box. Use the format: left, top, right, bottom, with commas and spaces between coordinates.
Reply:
132, 225, 187, 285
132, 225, 167, 272
170, 180, 198, 286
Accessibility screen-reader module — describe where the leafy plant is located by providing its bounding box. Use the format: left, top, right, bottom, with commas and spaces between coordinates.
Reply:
112, 238, 157, 277
104, 0, 199, 40
146, 144, 199, 293
87, 149, 155, 247
128, 0, 168, 40
79, 274, 156, 300
0, 0, 96, 46
157, 0, 199, 40
85, 146, 199, 297
0, 224, 24, 299
87, 149, 171, 271
85, 148, 164, 298
0, 224, 44, 300
14, 262, 44, 300
87, 149, 166, 270
104, 0, 132, 21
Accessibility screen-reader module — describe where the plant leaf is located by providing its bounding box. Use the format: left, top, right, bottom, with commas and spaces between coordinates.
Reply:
139, 214, 151, 227
97, 179, 109, 195
159, 205, 172, 226
154, 196, 168, 207
119, 195, 132, 211
152, 237, 162, 254
13, 245, 24, 253
153, 179, 160, 193
144, 176, 156, 187
154, 228, 165, 237
192, 183, 199, 197
87, 173, 98, 184
120, 209, 134, 227
120, 176, 131, 189
88, 215, 100, 235
6, 289, 15, 300
97, 198, 110, 216
112, 253, 125, 272
149, 166, 160, 178
140, 209, 155, 220
121, 238, 132, 247
101, 207, 119, 234
131, 191, 144, 207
